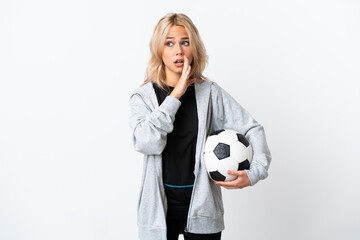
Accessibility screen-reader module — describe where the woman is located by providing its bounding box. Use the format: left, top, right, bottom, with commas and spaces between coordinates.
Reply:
129, 13, 272, 240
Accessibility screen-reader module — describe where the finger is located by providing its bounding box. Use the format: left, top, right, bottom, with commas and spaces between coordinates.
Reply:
215, 181, 237, 187
186, 65, 191, 74
182, 56, 189, 74
188, 78, 196, 85
184, 55, 188, 64
227, 170, 243, 176
215, 183, 238, 190
181, 64, 191, 82
216, 182, 243, 190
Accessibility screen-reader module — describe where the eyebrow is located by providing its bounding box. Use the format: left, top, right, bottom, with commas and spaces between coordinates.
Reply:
166, 37, 189, 39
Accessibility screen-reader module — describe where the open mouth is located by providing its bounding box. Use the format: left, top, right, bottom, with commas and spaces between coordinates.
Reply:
174, 59, 184, 67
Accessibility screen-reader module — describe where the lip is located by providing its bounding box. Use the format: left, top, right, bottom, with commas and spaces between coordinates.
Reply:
174, 58, 184, 63
174, 58, 184, 67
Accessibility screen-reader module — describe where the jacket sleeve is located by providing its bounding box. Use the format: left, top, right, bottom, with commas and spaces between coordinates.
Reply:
210, 82, 272, 186
129, 93, 181, 155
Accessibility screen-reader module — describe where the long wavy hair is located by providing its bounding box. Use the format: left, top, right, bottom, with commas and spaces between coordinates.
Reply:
143, 13, 209, 89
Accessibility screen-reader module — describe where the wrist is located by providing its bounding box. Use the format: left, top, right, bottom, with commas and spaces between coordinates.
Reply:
170, 90, 181, 99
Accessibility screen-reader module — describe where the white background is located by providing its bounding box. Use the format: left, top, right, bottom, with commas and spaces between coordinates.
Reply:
1, 0, 359, 239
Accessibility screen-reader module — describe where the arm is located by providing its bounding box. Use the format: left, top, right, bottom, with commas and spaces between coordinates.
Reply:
129, 93, 181, 155
129, 55, 196, 155
210, 82, 272, 187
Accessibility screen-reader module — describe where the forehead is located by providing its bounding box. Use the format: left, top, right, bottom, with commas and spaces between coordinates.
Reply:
166, 25, 189, 37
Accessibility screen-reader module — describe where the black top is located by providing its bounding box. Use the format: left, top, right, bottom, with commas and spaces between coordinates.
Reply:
153, 83, 198, 219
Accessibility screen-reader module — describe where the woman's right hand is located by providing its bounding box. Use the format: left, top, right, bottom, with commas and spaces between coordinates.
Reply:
170, 55, 196, 99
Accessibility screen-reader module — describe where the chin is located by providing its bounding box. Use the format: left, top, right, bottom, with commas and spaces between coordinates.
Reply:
174, 68, 183, 73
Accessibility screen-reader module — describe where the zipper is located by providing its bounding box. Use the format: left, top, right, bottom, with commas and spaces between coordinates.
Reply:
184, 123, 207, 233
184, 87, 212, 233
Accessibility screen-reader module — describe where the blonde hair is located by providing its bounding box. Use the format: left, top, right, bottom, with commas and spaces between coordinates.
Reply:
143, 13, 209, 89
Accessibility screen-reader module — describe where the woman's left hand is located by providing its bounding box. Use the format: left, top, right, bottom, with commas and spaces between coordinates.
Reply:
215, 170, 252, 189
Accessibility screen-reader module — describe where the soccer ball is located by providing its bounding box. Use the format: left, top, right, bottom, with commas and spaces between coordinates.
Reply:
204, 129, 253, 181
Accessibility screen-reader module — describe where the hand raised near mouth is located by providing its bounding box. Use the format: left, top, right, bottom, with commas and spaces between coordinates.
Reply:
170, 55, 196, 100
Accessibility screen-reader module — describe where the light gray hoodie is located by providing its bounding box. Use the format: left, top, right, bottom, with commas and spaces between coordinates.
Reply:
129, 80, 271, 240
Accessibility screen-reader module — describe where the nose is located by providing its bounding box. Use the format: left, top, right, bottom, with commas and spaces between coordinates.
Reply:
175, 44, 184, 56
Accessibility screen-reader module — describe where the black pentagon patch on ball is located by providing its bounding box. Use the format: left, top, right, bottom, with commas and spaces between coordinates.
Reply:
210, 129, 225, 136
238, 159, 250, 170
213, 143, 230, 160
236, 134, 250, 147
210, 171, 226, 181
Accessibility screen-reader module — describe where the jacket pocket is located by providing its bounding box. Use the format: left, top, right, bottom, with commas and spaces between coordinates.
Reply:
190, 167, 224, 218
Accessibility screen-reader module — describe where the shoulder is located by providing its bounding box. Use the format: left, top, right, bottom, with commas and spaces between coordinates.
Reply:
195, 79, 220, 91
201, 79, 223, 97
207, 80, 239, 106
130, 82, 154, 99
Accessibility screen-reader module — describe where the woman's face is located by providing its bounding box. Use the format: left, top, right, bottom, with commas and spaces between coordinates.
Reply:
161, 25, 193, 78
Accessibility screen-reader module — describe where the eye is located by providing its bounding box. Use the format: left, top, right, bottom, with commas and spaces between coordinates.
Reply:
166, 42, 173, 47
182, 41, 190, 46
